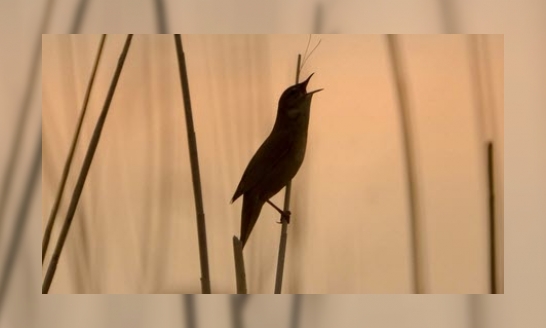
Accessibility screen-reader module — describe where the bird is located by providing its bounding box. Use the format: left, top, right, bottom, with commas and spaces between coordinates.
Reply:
231, 73, 323, 248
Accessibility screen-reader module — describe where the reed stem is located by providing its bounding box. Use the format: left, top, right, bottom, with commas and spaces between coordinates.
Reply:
174, 34, 212, 294
42, 34, 133, 293
42, 34, 106, 264
274, 54, 302, 294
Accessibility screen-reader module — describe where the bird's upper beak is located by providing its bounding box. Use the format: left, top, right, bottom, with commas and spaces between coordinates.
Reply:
301, 73, 323, 96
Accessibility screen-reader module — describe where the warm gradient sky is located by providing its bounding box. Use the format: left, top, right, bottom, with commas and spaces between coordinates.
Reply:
42, 34, 503, 294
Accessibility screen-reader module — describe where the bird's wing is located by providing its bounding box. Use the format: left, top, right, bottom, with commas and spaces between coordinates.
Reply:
231, 130, 293, 202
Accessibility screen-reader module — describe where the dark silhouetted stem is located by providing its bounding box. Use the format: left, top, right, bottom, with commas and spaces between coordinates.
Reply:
174, 34, 212, 294
0, 132, 41, 314
42, 34, 133, 294
233, 236, 247, 294
42, 34, 106, 264
386, 35, 424, 293
487, 142, 497, 293
274, 54, 302, 294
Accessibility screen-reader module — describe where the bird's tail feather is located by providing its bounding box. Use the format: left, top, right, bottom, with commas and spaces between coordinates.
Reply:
240, 195, 264, 249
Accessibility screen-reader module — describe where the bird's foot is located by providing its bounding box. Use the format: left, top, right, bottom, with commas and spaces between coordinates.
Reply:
276, 210, 291, 224
266, 199, 291, 224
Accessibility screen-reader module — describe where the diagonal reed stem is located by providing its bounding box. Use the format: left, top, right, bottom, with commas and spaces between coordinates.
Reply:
274, 54, 302, 294
174, 34, 212, 294
42, 34, 133, 293
386, 35, 424, 293
42, 34, 106, 264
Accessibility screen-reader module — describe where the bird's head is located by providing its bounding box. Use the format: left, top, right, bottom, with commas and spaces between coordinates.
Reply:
278, 73, 323, 119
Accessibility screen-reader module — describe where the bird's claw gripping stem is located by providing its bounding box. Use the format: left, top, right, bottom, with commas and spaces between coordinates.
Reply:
276, 210, 291, 224
266, 199, 291, 224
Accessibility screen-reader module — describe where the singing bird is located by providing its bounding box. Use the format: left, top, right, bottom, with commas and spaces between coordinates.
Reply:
231, 73, 323, 248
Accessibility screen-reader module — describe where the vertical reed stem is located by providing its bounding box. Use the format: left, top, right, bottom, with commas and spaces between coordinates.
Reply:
233, 236, 247, 294
174, 34, 212, 294
487, 142, 497, 293
386, 35, 424, 293
183, 295, 197, 328
290, 295, 302, 328
154, 0, 169, 33
274, 54, 302, 294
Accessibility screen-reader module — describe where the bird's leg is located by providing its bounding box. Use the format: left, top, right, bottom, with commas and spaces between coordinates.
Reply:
266, 199, 291, 224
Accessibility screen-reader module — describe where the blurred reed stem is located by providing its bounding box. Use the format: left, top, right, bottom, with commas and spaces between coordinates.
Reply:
290, 295, 302, 328
0, 0, 55, 237
274, 54, 302, 294
386, 35, 424, 293
469, 35, 499, 293
183, 295, 197, 328
0, 132, 41, 314
154, 0, 169, 33
313, 3, 324, 33
42, 34, 106, 264
70, 0, 89, 33
230, 295, 249, 328
232, 236, 247, 294
174, 34, 212, 294
42, 34, 133, 294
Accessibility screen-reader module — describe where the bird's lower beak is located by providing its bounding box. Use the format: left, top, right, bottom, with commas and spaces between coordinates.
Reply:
307, 88, 324, 96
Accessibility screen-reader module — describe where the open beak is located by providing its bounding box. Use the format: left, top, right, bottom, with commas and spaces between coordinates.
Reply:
307, 88, 324, 96
301, 73, 323, 96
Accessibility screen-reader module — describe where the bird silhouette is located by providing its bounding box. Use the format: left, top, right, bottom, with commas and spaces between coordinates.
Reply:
231, 73, 322, 248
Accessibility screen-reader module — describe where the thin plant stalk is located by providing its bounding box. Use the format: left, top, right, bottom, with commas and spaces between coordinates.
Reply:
232, 236, 247, 294
386, 35, 424, 293
487, 142, 497, 293
0, 132, 41, 314
174, 34, 212, 294
42, 34, 133, 293
42, 34, 106, 264
0, 0, 56, 236
274, 54, 301, 294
